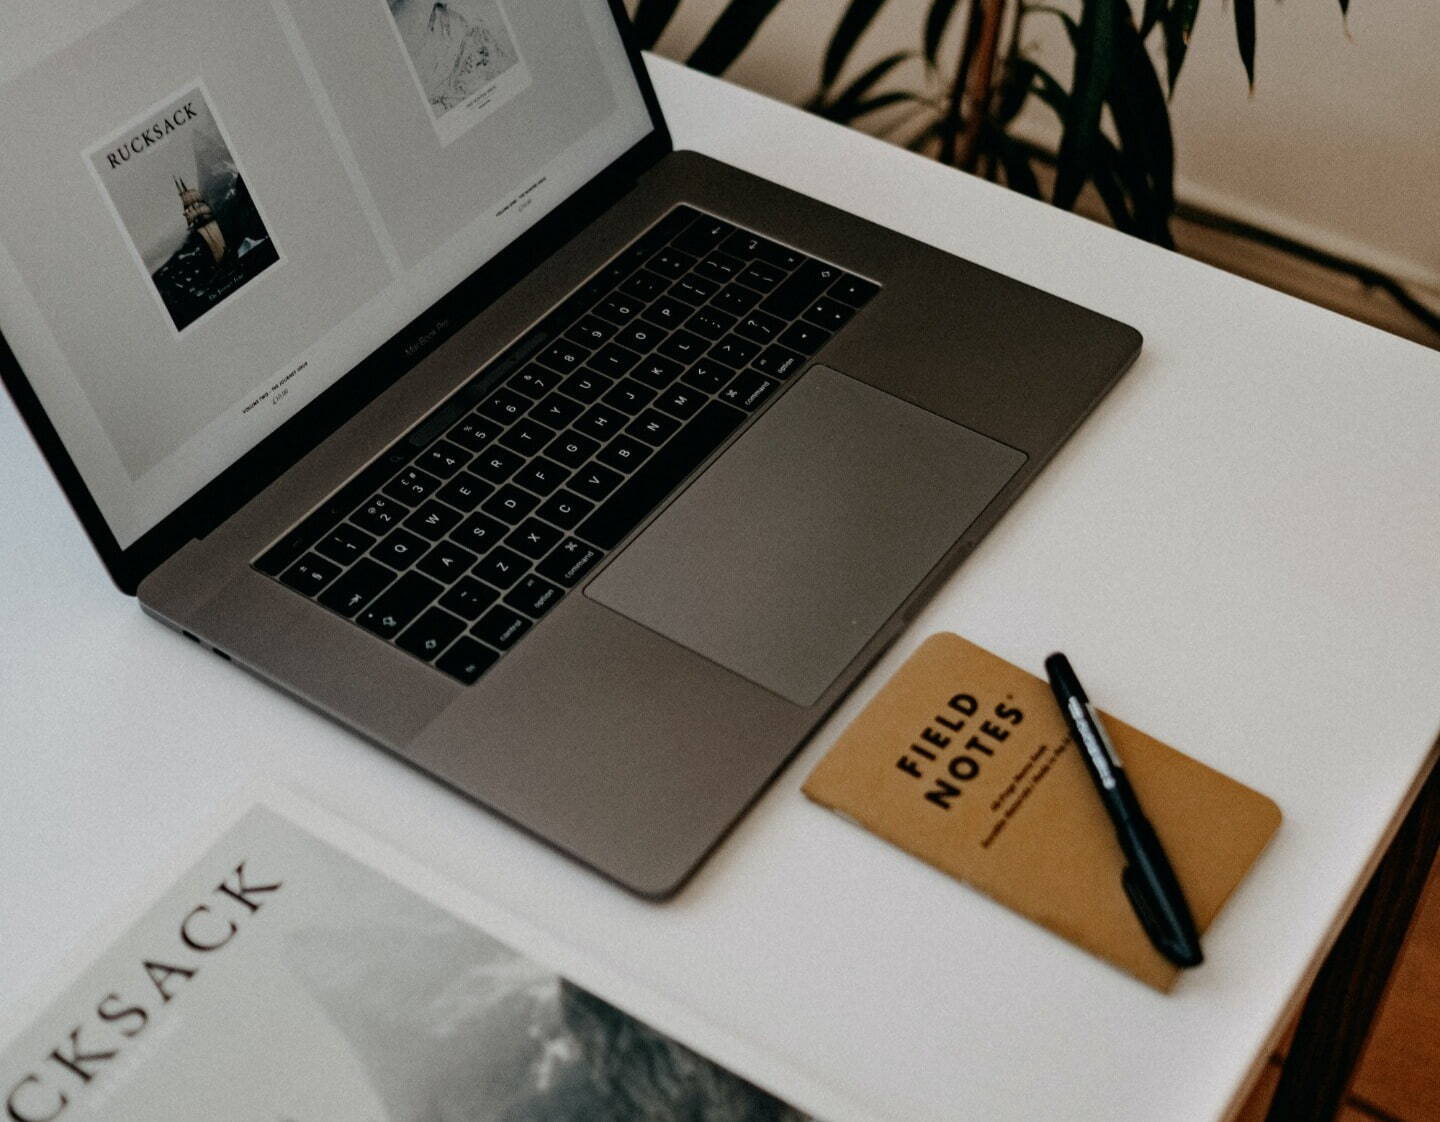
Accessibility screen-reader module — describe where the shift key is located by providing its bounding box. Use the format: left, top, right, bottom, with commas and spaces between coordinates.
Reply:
357, 571, 443, 640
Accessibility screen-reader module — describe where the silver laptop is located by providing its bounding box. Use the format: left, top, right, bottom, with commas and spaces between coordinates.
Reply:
0, 0, 1139, 896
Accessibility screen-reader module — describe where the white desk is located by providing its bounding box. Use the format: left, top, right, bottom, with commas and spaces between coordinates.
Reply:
3, 56, 1438, 1122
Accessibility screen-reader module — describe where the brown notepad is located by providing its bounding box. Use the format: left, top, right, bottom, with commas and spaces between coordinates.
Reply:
803, 633, 1282, 991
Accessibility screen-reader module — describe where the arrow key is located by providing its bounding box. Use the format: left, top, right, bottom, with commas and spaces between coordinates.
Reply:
397, 607, 467, 661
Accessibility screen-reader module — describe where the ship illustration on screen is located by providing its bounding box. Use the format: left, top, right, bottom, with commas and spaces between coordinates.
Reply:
87, 83, 280, 334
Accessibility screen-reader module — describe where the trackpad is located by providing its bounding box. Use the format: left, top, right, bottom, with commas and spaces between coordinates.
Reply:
585, 366, 1026, 706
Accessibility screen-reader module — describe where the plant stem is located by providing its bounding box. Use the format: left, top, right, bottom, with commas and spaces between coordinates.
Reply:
954, 0, 1008, 170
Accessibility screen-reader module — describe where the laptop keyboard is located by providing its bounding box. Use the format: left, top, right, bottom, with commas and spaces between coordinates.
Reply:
254, 205, 880, 684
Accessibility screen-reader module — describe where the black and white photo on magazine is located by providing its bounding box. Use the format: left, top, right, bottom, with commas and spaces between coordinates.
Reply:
384, 0, 533, 146
0, 801, 815, 1122
85, 81, 281, 335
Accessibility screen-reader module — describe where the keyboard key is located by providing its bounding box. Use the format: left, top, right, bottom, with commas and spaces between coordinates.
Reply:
574, 403, 627, 441
738, 261, 787, 292
631, 355, 683, 390
357, 571, 443, 639
566, 315, 616, 348
673, 214, 735, 256
504, 574, 565, 618
448, 414, 502, 453
830, 273, 880, 306
671, 274, 720, 305
534, 340, 590, 375
558, 369, 613, 404
478, 388, 530, 424
436, 471, 491, 512
318, 557, 395, 617
761, 259, 836, 319
653, 385, 704, 420
641, 295, 692, 332
734, 310, 786, 345
614, 322, 667, 354
803, 297, 858, 332
513, 456, 570, 497
506, 517, 563, 560
648, 247, 697, 278
417, 539, 479, 583
627, 408, 683, 444
403, 500, 463, 541
597, 434, 651, 473
567, 463, 624, 501
601, 378, 655, 416
722, 230, 787, 263
472, 606, 531, 651
752, 344, 805, 380
452, 512, 509, 553
472, 446, 525, 484
545, 431, 600, 468
537, 538, 603, 587
684, 307, 736, 340
510, 365, 563, 398
436, 637, 499, 684
778, 321, 831, 355
482, 484, 541, 524
710, 334, 761, 368
438, 576, 499, 621
417, 440, 470, 479
711, 285, 762, 317
280, 553, 342, 596
315, 523, 376, 566
497, 418, 556, 456
594, 293, 643, 324
472, 545, 528, 589
681, 359, 735, 394
720, 370, 780, 412
383, 467, 442, 505
577, 401, 746, 550
536, 490, 594, 530
371, 526, 428, 569
590, 342, 643, 377
397, 607, 467, 661
657, 329, 706, 364
694, 252, 743, 284
620, 269, 669, 301
352, 494, 407, 535
529, 392, 584, 429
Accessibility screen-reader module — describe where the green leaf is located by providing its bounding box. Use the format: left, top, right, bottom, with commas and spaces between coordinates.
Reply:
993, 56, 1039, 125
630, 0, 683, 50
1140, 0, 1166, 37
995, 135, 1042, 198
1052, 0, 1118, 210
823, 90, 924, 123
811, 51, 913, 118
823, 0, 892, 89
1234, 0, 1257, 88
687, 0, 786, 75
1161, 6, 1189, 93
924, 0, 964, 67
1107, 3, 1174, 211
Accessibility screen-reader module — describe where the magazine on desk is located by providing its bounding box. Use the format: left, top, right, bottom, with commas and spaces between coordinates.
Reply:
0, 790, 813, 1122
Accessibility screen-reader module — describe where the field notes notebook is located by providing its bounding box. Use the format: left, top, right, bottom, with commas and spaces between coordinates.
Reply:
803, 634, 1282, 991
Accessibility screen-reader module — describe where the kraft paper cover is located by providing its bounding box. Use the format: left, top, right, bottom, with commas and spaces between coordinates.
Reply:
803, 633, 1282, 991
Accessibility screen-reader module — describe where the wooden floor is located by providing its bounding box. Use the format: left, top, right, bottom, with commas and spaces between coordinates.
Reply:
1233, 849, 1440, 1122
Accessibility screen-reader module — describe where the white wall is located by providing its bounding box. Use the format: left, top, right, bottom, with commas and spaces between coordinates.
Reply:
643, 0, 1440, 290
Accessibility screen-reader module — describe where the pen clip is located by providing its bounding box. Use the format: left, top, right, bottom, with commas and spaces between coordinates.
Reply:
1121, 864, 1192, 967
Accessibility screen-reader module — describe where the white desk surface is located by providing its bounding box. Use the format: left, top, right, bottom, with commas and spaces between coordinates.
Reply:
3, 56, 1439, 1122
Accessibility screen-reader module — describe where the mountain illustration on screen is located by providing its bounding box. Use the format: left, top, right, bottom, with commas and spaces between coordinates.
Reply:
389, 0, 520, 112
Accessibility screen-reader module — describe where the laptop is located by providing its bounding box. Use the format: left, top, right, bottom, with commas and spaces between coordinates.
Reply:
0, 0, 1140, 896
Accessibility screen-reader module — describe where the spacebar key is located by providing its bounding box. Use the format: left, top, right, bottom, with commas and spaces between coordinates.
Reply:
577, 400, 746, 550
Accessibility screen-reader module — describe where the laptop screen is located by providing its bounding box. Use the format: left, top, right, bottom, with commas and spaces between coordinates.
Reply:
0, 0, 654, 550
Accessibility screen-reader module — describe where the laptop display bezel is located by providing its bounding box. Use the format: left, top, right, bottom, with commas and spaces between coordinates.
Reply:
0, 0, 672, 595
